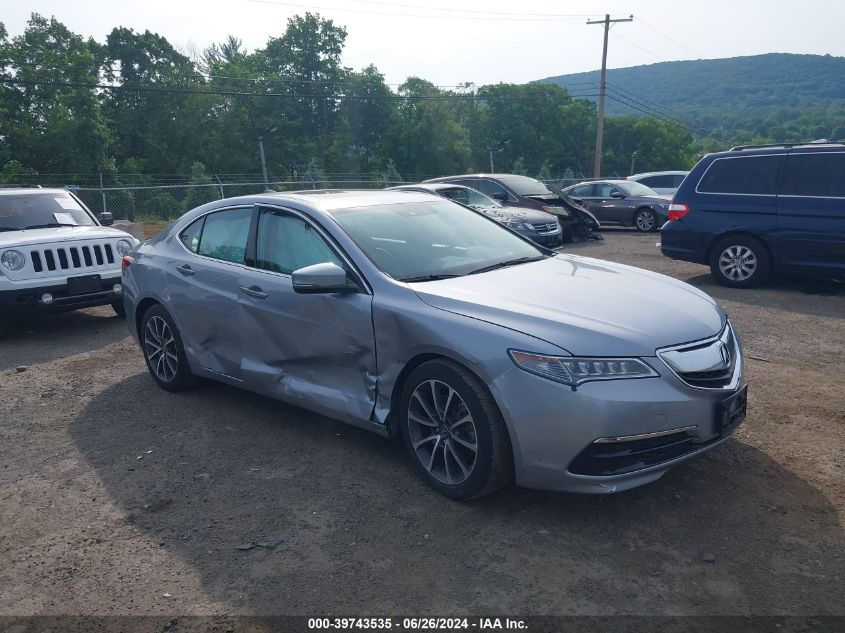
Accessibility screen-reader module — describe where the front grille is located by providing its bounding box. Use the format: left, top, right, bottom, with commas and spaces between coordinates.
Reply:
25, 241, 117, 276
569, 429, 701, 476
658, 323, 739, 390
530, 221, 558, 233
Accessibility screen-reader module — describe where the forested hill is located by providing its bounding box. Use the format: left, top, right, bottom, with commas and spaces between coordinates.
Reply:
539, 53, 845, 139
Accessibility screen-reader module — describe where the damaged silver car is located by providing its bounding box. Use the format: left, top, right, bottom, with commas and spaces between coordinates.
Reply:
123, 190, 747, 499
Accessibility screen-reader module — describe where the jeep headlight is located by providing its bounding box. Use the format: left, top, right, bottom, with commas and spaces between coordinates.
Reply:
116, 239, 134, 257
509, 350, 659, 387
0, 249, 25, 271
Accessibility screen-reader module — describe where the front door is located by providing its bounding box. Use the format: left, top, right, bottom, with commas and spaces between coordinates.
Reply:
238, 206, 377, 422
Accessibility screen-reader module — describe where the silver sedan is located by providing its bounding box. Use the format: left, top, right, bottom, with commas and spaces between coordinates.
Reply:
122, 190, 747, 499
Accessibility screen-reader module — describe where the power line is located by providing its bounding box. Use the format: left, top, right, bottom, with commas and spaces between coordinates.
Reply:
349, 1, 605, 18
636, 17, 703, 58
248, 0, 597, 21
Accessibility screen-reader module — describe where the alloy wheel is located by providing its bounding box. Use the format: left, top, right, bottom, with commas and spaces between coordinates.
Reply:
407, 380, 478, 485
636, 210, 656, 231
718, 245, 758, 282
144, 316, 179, 382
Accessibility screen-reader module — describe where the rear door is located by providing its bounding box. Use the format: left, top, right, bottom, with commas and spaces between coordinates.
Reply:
777, 150, 845, 274
237, 206, 377, 422
168, 206, 254, 380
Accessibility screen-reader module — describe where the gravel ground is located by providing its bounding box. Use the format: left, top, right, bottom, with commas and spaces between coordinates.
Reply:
0, 230, 843, 619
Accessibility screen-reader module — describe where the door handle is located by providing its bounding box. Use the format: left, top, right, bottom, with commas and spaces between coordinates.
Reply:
175, 264, 194, 276
240, 285, 268, 299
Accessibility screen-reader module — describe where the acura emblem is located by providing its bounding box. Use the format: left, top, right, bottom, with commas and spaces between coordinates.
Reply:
718, 342, 731, 366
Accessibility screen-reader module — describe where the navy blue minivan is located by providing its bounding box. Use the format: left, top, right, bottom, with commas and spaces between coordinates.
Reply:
660, 142, 845, 287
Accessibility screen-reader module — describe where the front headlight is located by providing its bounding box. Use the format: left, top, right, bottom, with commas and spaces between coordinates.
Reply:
115, 239, 134, 257
503, 219, 530, 231
0, 249, 26, 271
509, 350, 659, 387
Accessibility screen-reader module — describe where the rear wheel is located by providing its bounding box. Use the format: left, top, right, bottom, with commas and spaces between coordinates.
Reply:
634, 208, 658, 232
398, 359, 513, 500
709, 235, 771, 288
140, 304, 195, 392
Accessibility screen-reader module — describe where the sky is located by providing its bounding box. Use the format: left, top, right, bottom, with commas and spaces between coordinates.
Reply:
3, 0, 844, 87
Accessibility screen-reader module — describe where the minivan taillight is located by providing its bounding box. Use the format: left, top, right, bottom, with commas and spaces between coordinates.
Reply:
668, 203, 690, 221
121, 255, 135, 273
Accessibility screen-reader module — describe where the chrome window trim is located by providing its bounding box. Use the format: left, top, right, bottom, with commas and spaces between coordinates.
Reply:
255, 203, 373, 295
694, 153, 787, 197
656, 321, 743, 391
174, 204, 256, 269
593, 425, 698, 444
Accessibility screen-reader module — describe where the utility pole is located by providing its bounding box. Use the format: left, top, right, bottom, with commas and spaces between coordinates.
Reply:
587, 13, 633, 178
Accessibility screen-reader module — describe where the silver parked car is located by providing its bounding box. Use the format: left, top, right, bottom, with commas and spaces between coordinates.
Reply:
123, 190, 747, 499
627, 171, 689, 196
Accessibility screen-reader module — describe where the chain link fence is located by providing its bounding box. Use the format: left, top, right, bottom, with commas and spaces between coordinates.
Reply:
6, 174, 597, 223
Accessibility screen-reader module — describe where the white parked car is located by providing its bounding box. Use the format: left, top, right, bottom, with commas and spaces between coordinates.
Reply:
0, 188, 139, 320
627, 171, 689, 196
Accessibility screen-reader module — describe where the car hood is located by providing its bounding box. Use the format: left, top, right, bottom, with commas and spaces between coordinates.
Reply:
0, 225, 135, 248
472, 205, 556, 224
412, 255, 724, 356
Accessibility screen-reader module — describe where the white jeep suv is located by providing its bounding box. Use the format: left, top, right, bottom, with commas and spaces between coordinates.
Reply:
0, 188, 139, 319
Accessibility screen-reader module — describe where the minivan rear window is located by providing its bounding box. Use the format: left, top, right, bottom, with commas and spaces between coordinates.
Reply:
780, 152, 845, 198
697, 155, 784, 195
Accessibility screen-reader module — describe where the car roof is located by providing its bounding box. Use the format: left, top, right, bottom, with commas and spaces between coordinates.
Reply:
628, 171, 688, 178
220, 189, 440, 212
0, 187, 69, 196
422, 173, 540, 182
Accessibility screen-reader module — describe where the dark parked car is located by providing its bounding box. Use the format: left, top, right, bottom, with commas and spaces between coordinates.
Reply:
661, 141, 845, 287
563, 180, 670, 232
388, 183, 563, 247
422, 174, 600, 242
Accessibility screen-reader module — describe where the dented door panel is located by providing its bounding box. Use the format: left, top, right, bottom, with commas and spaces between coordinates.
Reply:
238, 267, 377, 423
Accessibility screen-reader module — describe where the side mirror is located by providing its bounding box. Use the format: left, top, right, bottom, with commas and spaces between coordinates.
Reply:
292, 262, 357, 294
99, 211, 114, 226
610, 191, 624, 199
492, 192, 508, 202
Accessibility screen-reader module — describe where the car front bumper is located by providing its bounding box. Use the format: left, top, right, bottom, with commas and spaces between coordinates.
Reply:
490, 358, 746, 494
517, 227, 564, 248
0, 275, 123, 315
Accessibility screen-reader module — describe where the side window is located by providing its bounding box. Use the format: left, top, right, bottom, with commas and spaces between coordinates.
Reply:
473, 180, 509, 200
595, 183, 616, 197
698, 155, 784, 195
780, 153, 845, 198
672, 174, 687, 187
569, 184, 593, 197
256, 210, 343, 275
197, 207, 252, 264
179, 217, 204, 253
639, 176, 659, 188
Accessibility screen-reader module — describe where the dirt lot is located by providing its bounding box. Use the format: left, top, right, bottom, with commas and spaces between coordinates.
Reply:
1, 230, 843, 620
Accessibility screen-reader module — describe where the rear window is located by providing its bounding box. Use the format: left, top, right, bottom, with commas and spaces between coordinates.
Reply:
780, 152, 845, 197
697, 155, 784, 195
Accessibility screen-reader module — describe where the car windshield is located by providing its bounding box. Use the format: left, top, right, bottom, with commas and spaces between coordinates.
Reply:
0, 192, 95, 231
495, 175, 554, 196
617, 181, 659, 197
436, 186, 502, 209
329, 200, 545, 282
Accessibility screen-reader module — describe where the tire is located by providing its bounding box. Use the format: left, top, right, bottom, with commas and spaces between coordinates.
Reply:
709, 235, 771, 288
634, 208, 658, 232
140, 304, 196, 392
111, 300, 126, 318
398, 359, 513, 500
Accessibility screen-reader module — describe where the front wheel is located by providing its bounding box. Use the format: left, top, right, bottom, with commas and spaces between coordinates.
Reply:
140, 304, 196, 392
634, 208, 658, 232
398, 359, 513, 500
709, 235, 771, 288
